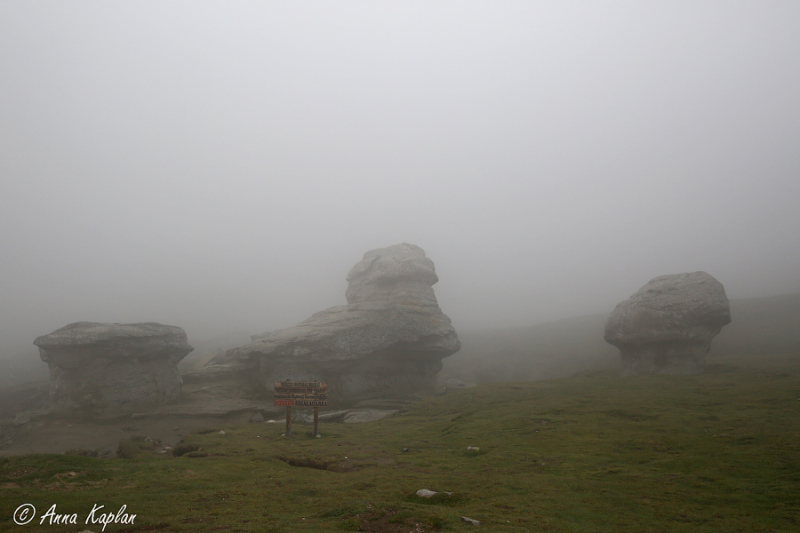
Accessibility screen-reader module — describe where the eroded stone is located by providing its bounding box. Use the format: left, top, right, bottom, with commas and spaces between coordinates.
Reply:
34, 322, 193, 417
604, 272, 731, 375
228, 243, 460, 402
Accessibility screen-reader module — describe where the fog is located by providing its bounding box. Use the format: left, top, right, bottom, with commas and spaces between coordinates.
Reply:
2, 1, 799, 361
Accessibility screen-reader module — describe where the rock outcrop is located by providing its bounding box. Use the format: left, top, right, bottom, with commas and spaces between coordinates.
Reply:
34, 322, 193, 417
604, 272, 731, 375
228, 243, 460, 402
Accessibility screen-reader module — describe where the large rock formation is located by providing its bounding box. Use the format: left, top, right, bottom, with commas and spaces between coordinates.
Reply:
34, 322, 193, 417
604, 272, 731, 375
228, 243, 460, 402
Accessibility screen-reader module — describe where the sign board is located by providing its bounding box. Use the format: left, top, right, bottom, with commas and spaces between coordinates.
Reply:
273, 381, 328, 407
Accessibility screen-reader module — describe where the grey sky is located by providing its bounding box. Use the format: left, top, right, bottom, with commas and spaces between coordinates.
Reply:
2, 1, 799, 355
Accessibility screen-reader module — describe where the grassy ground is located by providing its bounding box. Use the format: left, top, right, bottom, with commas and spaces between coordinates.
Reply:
2, 351, 799, 532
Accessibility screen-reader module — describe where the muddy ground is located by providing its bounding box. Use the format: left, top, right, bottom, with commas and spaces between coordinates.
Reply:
0, 381, 412, 458
0, 411, 267, 457
0, 380, 285, 457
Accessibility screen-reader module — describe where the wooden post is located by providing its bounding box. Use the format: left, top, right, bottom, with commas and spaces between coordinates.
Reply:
285, 405, 292, 437
313, 406, 319, 437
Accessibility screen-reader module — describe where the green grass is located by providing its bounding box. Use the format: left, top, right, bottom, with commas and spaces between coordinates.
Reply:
2, 352, 800, 532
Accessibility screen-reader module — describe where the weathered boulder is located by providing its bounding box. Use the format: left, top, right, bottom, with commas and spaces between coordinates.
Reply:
604, 272, 731, 375
34, 322, 193, 417
228, 243, 460, 402
345, 242, 440, 305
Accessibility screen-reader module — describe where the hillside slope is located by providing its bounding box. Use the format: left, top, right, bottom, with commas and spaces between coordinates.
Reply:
442, 292, 800, 384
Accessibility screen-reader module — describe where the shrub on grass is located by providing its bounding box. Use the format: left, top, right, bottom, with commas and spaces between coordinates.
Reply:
116, 435, 161, 459
173, 443, 200, 457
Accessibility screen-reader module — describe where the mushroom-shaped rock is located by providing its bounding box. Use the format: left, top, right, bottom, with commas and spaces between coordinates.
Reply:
34, 322, 193, 417
604, 272, 731, 375
228, 243, 460, 402
345, 242, 440, 306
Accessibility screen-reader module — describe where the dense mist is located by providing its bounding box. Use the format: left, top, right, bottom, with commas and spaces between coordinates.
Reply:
2, 2, 799, 369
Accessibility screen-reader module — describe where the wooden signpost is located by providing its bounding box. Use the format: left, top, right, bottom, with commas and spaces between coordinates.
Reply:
274, 381, 328, 437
